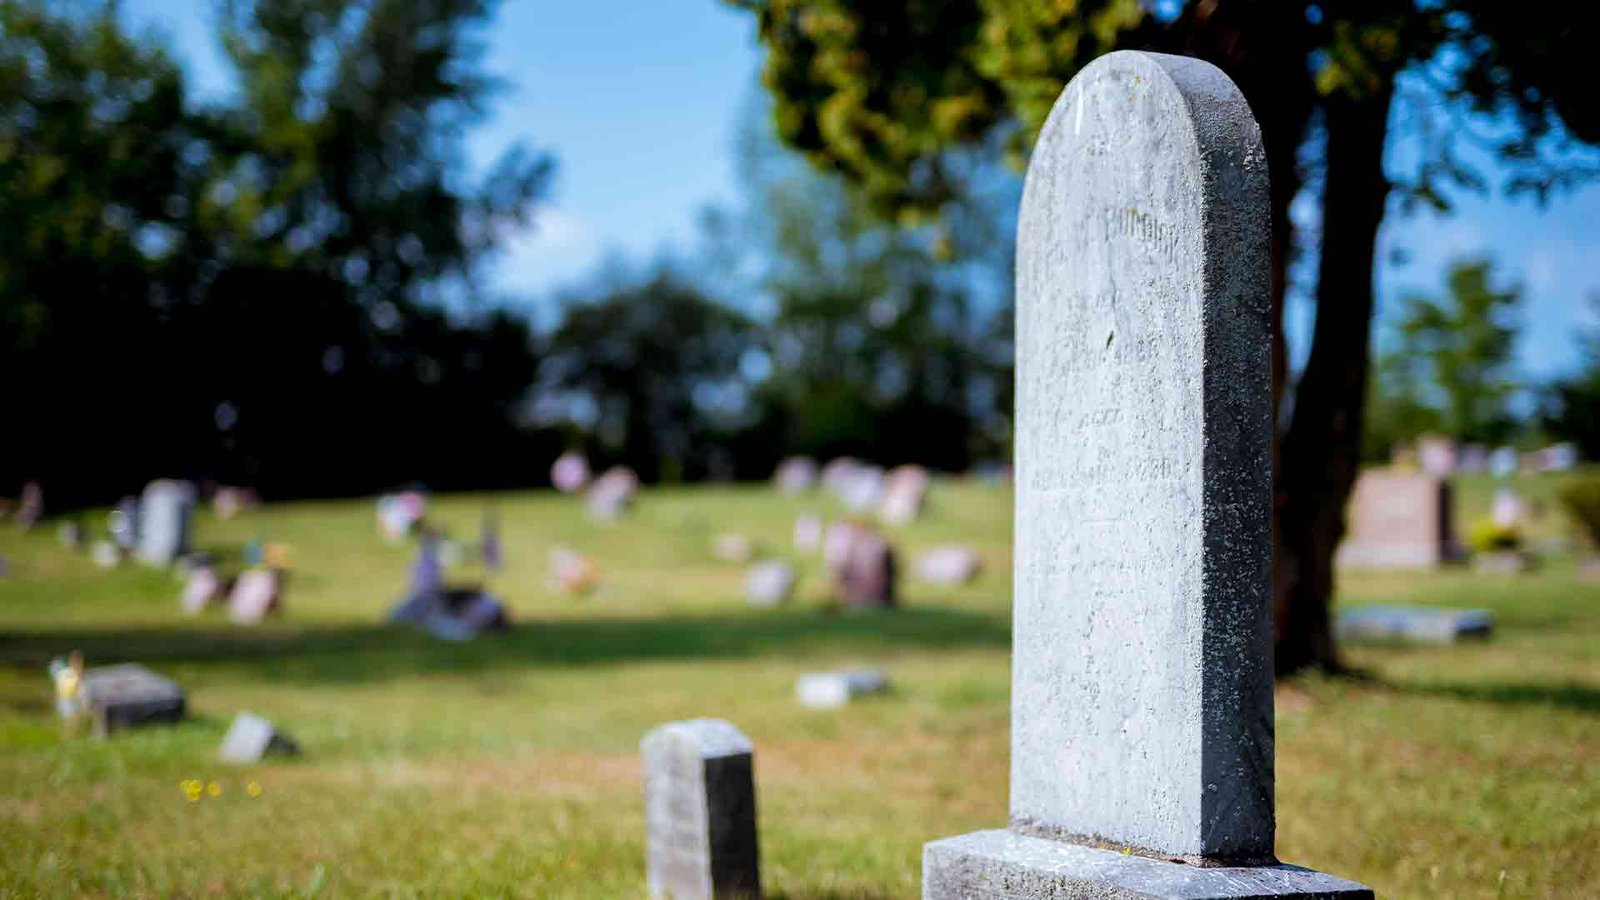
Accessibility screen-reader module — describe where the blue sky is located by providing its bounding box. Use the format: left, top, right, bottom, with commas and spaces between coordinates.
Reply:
122, 0, 1600, 382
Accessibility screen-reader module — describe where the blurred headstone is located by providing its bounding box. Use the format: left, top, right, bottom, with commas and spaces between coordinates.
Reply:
15, 481, 42, 531
548, 546, 599, 595
914, 546, 982, 586
56, 521, 85, 551
828, 521, 897, 609
1416, 435, 1456, 477
79, 663, 185, 737
212, 486, 258, 520
1337, 605, 1492, 644
744, 560, 796, 607
227, 569, 281, 625
793, 513, 823, 554
1491, 489, 1526, 529
773, 456, 818, 495
1490, 446, 1518, 479
1536, 442, 1579, 472
796, 668, 888, 709
879, 465, 930, 525
551, 451, 592, 494
1457, 444, 1489, 473
136, 480, 195, 567
376, 491, 426, 542
641, 719, 760, 900
587, 467, 639, 520
180, 566, 222, 615
480, 508, 502, 573
109, 497, 139, 551
90, 540, 121, 569
1336, 471, 1454, 569
219, 712, 300, 764
713, 533, 757, 564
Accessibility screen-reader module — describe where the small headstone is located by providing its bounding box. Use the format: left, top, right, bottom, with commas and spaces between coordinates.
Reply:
878, 465, 930, 526
376, 491, 426, 541
180, 566, 222, 615
641, 719, 761, 900
792, 514, 823, 554
79, 663, 185, 737
548, 546, 599, 595
1491, 489, 1526, 529
15, 481, 42, 531
1416, 435, 1456, 477
1337, 605, 1492, 644
227, 569, 281, 625
795, 668, 888, 709
773, 456, 818, 495
827, 522, 897, 610
551, 451, 592, 494
713, 533, 757, 564
480, 508, 502, 573
56, 521, 85, 550
837, 465, 885, 512
90, 540, 121, 569
219, 712, 300, 763
913, 546, 982, 586
1337, 471, 1455, 569
1536, 442, 1579, 472
1490, 445, 1518, 479
212, 486, 258, 520
136, 480, 195, 566
109, 497, 139, 550
1457, 444, 1489, 473
923, 52, 1367, 898
587, 467, 639, 520
744, 561, 796, 607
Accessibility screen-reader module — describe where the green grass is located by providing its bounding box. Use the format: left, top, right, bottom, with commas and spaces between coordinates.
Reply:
1, 476, 1596, 898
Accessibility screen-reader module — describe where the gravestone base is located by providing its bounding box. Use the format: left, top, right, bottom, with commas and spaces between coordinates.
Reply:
923, 830, 1371, 900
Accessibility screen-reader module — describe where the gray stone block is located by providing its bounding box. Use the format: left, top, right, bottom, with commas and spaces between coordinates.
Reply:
923, 830, 1371, 900
80, 664, 185, 737
642, 719, 760, 899
219, 712, 300, 764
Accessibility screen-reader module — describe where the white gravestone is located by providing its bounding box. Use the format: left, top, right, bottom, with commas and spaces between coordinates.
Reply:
136, 480, 194, 566
921, 51, 1369, 899
642, 719, 761, 899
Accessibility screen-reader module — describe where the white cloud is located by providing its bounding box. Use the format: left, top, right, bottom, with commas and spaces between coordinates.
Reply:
489, 207, 603, 299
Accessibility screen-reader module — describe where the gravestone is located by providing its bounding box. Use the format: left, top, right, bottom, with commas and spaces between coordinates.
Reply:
228, 569, 281, 625
79, 664, 185, 737
792, 513, 823, 554
922, 52, 1370, 899
136, 480, 195, 566
1336, 470, 1454, 569
714, 533, 757, 564
109, 496, 139, 550
744, 560, 796, 607
551, 451, 592, 493
641, 719, 761, 899
826, 522, 896, 610
587, 466, 639, 520
1337, 605, 1492, 644
913, 546, 982, 586
219, 712, 301, 763
15, 481, 42, 530
1416, 434, 1456, 477
91, 540, 121, 569
879, 465, 930, 526
795, 667, 888, 709
180, 566, 222, 615
773, 456, 818, 495
57, 521, 85, 550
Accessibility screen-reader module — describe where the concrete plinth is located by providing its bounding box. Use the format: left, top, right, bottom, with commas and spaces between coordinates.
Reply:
923, 831, 1372, 900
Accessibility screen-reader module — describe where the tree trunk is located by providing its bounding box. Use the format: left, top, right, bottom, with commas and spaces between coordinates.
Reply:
1275, 84, 1395, 675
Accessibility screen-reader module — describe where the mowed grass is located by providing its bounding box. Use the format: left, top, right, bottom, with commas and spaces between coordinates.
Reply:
0, 474, 1596, 898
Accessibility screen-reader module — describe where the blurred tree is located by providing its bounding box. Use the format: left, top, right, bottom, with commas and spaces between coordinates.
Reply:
726, 0, 1600, 673
539, 270, 757, 483
0, 0, 556, 504
1541, 292, 1600, 460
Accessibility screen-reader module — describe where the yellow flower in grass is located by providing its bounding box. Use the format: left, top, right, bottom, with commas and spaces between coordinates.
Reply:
246, 782, 263, 798
207, 780, 222, 797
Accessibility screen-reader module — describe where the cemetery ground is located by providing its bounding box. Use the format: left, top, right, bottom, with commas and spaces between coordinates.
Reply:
1, 477, 1596, 898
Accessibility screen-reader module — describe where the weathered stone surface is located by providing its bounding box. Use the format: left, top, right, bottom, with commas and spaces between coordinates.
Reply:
587, 466, 639, 519
136, 480, 194, 566
1008, 50, 1273, 860
924, 830, 1372, 900
744, 560, 796, 607
642, 719, 760, 899
219, 712, 300, 764
80, 664, 185, 736
1336, 471, 1454, 569
228, 569, 281, 625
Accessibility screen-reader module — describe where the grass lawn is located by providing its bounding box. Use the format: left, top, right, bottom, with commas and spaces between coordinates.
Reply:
1, 474, 1597, 898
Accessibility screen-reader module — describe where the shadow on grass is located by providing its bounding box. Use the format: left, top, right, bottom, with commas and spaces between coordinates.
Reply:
0, 607, 1010, 685
1392, 679, 1600, 714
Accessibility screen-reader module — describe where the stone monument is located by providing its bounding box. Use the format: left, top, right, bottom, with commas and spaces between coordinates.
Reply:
642, 719, 760, 899
1336, 470, 1454, 569
136, 480, 194, 566
921, 51, 1371, 899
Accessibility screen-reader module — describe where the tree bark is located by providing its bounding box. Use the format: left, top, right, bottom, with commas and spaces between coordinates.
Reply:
1275, 83, 1395, 675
